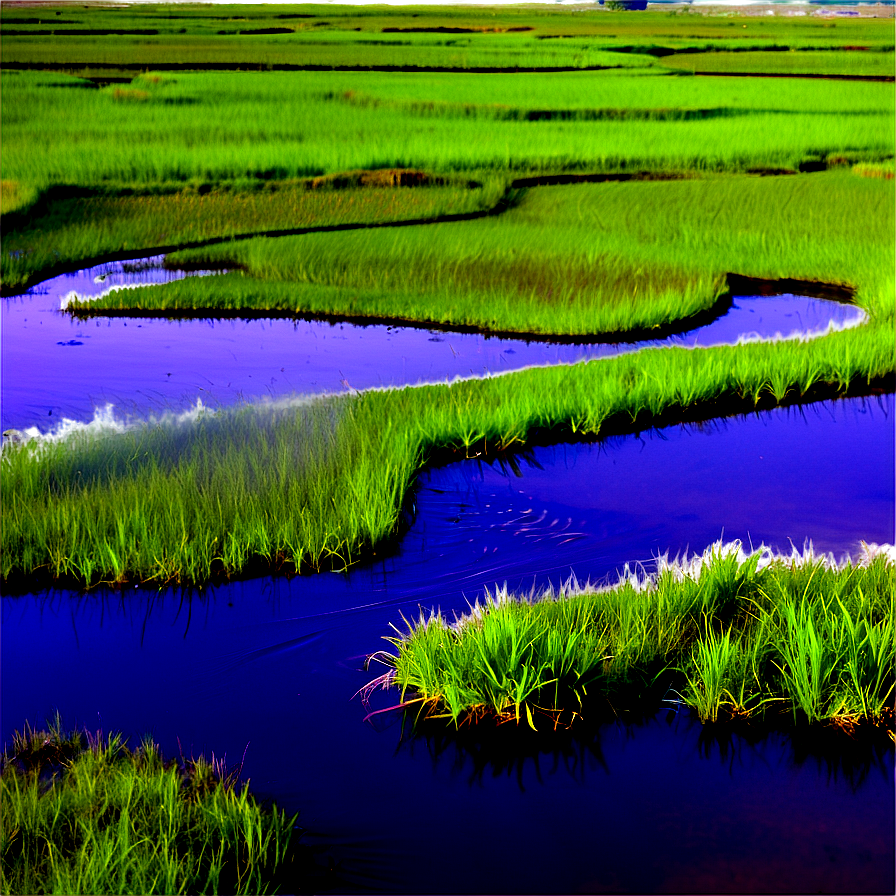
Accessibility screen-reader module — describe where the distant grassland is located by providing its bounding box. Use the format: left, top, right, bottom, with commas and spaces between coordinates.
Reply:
2, 4, 893, 75
0, 31, 662, 72
2, 65, 892, 290
79, 171, 893, 338
3, 70, 890, 195
658, 49, 895, 78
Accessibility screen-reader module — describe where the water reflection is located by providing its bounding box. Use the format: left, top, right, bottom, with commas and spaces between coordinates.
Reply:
396, 707, 893, 797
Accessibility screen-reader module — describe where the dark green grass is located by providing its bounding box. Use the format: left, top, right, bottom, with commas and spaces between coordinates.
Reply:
1, 174, 499, 291
0, 718, 306, 895
373, 543, 895, 731
78, 171, 893, 338
3, 69, 891, 208
658, 49, 895, 78
2, 5, 893, 66
2, 302, 892, 590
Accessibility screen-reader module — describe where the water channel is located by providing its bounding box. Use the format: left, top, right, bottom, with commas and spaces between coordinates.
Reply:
1, 257, 893, 893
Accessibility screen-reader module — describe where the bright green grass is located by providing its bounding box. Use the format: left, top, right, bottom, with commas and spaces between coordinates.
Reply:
80, 171, 894, 338
2, 5, 893, 58
658, 49, 895, 78
2, 298, 892, 589
0, 175, 500, 291
2, 69, 891, 202
0, 719, 304, 895
0, 31, 661, 72
374, 543, 895, 729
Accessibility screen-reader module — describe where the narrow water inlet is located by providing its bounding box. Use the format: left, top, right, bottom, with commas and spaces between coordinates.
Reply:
1, 254, 866, 434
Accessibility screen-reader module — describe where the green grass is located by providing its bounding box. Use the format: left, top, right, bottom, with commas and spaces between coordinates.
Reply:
0, 6, 893, 596
1, 174, 500, 292
371, 542, 895, 730
658, 49, 896, 78
3, 68, 891, 203
2, 5, 893, 69
0, 717, 305, 895
76, 170, 894, 338
2, 291, 893, 590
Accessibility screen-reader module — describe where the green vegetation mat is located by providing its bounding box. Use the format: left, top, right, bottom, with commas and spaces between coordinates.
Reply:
0, 719, 306, 895
372, 543, 895, 731
79, 171, 893, 338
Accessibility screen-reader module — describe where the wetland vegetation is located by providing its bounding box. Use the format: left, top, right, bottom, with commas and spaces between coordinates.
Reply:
2, 6, 895, 892
372, 542, 895, 730
1, 2, 894, 742
0, 718, 307, 896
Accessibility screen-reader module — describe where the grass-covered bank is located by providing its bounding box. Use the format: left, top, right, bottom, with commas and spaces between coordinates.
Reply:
1, 173, 501, 294
77, 170, 893, 339
2, 301, 893, 591
0, 719, 309, 895
370, 543, 895, 732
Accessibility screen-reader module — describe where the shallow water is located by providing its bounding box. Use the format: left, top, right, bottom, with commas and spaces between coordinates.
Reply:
1, 255, 864, 433
2, 256, 893, 892
2, 394, 893, 894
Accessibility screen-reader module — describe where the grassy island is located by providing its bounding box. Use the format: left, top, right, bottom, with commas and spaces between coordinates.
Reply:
370, 542, 895, 732
0, 719, 307, 895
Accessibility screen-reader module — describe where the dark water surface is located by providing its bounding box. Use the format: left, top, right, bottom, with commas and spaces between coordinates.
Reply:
3, 394, 893, 894
1, 256, 864, 433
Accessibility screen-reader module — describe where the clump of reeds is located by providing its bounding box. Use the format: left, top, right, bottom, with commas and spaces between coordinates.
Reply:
0, 716, 305, 895
372, 541, 895, 732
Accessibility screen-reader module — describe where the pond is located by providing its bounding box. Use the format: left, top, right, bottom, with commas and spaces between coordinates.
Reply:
1, 257, 893, 893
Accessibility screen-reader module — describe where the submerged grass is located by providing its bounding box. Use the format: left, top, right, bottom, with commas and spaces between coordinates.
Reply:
372, 542, 895, 731
0, 717, 305, 895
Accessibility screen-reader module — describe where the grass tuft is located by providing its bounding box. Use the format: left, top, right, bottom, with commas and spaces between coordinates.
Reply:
374, 542, 895, 731
0, 719, 307, 896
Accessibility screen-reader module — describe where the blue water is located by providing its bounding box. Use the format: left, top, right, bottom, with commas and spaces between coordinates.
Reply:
2, 393, 893, 894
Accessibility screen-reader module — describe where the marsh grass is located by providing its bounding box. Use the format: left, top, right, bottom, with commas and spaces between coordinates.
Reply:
3, 68, 891, 215
1, 176, 498, 291
0, 717, 304, 896
2, 306, 892, 590
73, 170, 894, 338
375, 543, 894, 730
657, 49, 896, 78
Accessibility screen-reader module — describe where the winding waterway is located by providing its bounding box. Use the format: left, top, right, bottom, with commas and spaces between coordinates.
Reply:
1, 255, 864, 434
1, 256, 893, 893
